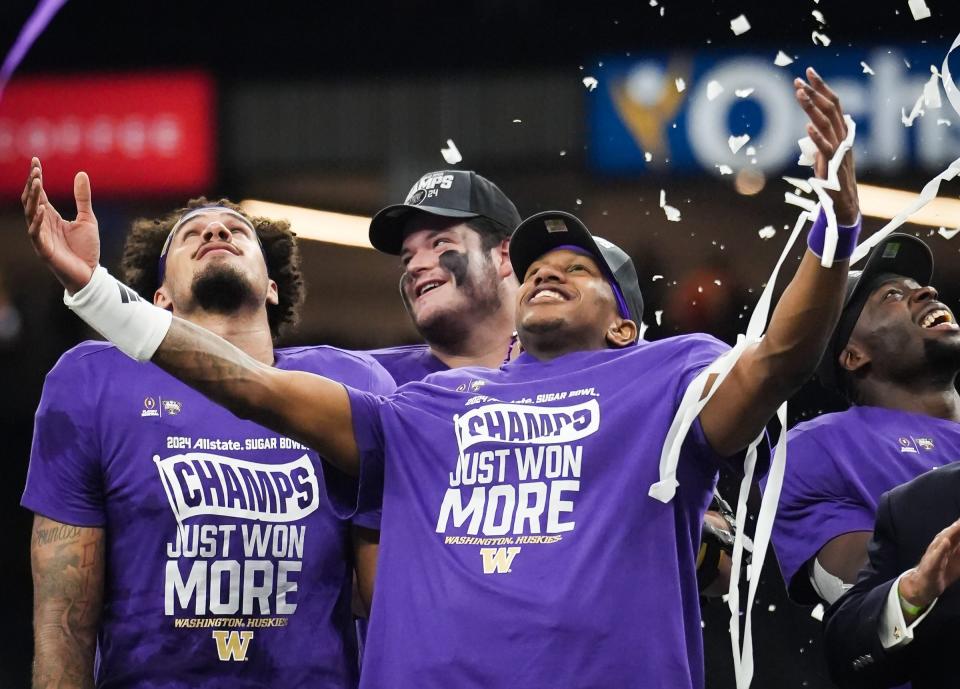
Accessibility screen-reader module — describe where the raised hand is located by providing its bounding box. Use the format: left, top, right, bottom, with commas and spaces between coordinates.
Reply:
795, 67, 859, 226
22, 158, 100, 294
898, 518, 960, 616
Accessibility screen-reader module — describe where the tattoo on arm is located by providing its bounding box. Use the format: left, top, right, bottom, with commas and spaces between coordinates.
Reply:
31, 515, 104, 689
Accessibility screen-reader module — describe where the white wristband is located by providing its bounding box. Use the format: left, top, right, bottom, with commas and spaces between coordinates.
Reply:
63, 266, 172, 361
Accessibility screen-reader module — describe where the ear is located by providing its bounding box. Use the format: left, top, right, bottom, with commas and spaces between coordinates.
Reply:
266, 278, 279, 307
839, 341, 870, 374
494, 238, 513, 280
153, 286, 173, 311
605, 318, 639, 348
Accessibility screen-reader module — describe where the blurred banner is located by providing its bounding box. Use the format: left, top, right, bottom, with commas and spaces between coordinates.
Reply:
0, 71, 214, 196
589, 44, 960, 176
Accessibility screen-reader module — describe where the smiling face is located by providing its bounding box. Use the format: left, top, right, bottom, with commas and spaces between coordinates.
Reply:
398, 215, 509, 348
840, 275, 960, 394
516, 248, 637, 358
154, 210, 278, 316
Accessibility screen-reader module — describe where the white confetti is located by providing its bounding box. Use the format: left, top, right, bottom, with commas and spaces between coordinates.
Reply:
811, 604, 825, 622
797, 136, 818, 166
758, 225, 777, 240
939, 227, 960, 239
924, 69, 942, 108
745, 145, 757, 156
714, 279, 722, 286
655, 309, 664, 325
785, 192, 817, 212
728, 133, 750, 154
652, 274, 664, 281
441, 139, 462, 165
768, 604, 777, 612
811, 31, 831, 47
716, 164, 734, 175
811, 9, 826, 23
774, 51, 794, 67
782, 176, 813, 194
730, 14, 751, 35
902, 93, 925, 126
735, 87, 755, 98
659, 189, 682, 222
861, 61, 875, 75
675, 77, 686, 92
938, 118, 953, 126
512, 118, 522, 124
644, 151, 653, 162
582, 76, 598, 91
660, 5, 664, 16
707, 80, 724, 100
908, 0, 931, 20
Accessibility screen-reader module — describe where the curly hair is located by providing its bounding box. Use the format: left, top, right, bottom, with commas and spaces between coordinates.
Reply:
120, 197, 305, 340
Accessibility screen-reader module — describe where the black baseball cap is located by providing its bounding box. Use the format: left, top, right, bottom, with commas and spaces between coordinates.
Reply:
816, 233, 934, 394
509, 211, 644, 327
369, 170, 522, 255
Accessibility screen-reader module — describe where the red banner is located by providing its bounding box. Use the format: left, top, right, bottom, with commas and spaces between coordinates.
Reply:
0, 72, 215, 197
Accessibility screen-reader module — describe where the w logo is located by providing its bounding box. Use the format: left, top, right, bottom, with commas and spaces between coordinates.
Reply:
480, 546, 521, 574
212, 630, 254, 661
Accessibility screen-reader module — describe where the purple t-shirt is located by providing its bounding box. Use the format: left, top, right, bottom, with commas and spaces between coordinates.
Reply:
367, 343, 448, 387
22, 341, 395, 689
773, 405, 960, 601
334, 334, 732, 689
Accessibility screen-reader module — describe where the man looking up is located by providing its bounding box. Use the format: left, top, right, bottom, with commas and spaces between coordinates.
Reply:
21, 176, 393, 689
771, 233, 960, 607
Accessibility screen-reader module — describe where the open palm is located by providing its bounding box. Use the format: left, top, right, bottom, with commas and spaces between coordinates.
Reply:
22, 158, 100, 294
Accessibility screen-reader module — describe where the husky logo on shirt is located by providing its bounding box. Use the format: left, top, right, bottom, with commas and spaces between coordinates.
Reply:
438, 399, 600, 572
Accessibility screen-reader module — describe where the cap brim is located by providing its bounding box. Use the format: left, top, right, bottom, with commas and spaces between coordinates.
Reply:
368, 204, 478, 255
847, 233, 933, 307
509, 211, 610, 283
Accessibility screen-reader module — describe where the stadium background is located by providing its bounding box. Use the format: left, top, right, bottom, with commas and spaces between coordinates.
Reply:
2, 1, 960, 686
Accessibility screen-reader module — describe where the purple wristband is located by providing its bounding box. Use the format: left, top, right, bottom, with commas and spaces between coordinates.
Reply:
806, 207, 861, 261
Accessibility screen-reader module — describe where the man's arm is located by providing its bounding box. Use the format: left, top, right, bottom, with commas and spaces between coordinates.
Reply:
823, 497, 960, 688
701, 68, 857, 458
155, 319, 361, 475
31, 515, 104, 689
814, 531, 873, 598
22, 158, 362, 476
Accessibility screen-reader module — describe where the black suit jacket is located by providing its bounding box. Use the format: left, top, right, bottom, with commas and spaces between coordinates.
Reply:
823, 461, 960, 689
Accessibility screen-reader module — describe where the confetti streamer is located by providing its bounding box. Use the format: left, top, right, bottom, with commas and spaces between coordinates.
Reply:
0, 0, 68, 102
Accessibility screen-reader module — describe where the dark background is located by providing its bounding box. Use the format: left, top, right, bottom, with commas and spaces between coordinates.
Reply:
3, 1, 960, 686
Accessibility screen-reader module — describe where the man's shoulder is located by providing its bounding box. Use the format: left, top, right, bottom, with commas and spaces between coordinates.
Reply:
789, 408, 858, 440
276, 344, 384, 372
365, 343, 432, 359
50, 340, 126, 375
635, 332, 730, 361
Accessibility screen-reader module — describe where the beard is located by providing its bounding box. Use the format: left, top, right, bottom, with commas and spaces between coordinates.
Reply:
191, 263, 259, 315
921, 336, 960, 382
404, 250, 503, 351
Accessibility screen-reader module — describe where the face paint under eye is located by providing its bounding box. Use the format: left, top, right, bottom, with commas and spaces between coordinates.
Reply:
439, 250, 470, 287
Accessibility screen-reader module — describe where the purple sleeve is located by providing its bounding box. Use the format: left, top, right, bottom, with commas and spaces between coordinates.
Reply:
772, 428, 875, 595
324, 385, 387, 521
350, 360, 396, 530
21, 351, 105, 527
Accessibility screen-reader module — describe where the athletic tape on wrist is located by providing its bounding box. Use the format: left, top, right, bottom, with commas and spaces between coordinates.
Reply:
806, 208, 861, 261
63, 266, 172, 361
